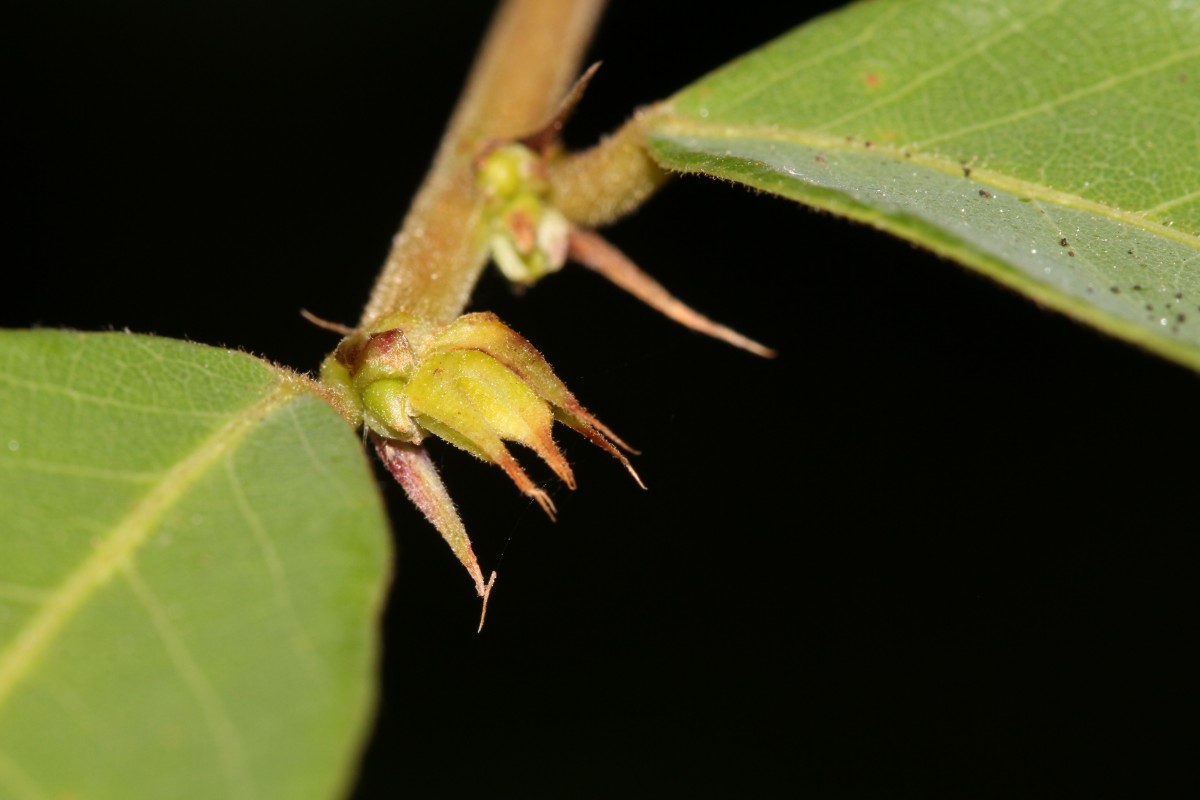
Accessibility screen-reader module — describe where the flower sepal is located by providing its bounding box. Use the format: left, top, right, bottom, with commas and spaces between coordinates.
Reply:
319, 309, 641, 625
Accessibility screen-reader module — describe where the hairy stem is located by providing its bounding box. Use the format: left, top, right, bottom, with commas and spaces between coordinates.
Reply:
359, 0, 608, 329
547, 106, 672, 229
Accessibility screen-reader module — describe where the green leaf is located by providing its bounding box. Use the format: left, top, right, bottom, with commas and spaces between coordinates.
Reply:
647, 0, 1200, 371
0, 331, 390, 799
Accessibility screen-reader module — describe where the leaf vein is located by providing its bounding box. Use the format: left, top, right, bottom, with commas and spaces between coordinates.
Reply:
224, 454, 322, 678
123, 566, 255, 800
910, 45, 1200, 149
287, 404, 357, 507
650, 123, 1200, 250
710, 3, 907, 117
817, 0, 1067, 132
1143, 186, 1200, 218
0, 372, 229, 419
0, 381, 300, 716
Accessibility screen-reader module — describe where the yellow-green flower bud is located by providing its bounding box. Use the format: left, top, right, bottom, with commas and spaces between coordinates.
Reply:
320, 310, 640, 518
360, 378, 421, 443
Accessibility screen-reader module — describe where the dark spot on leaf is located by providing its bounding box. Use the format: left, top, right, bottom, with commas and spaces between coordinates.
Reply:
1127, 249, 1134, 255
962, 166, 972, 178
1068, 251, 1075, 257
815, 154, 826, 163
1110, 287, 1120, 294
1133, 285, 1144, 291
1059, 238, 1069, 247
979, 189, 990, 198
864, 140, 873, 148
1146, 304, 1154, 310
1179, 313, 1188, 323
1175, 293, 1183, 300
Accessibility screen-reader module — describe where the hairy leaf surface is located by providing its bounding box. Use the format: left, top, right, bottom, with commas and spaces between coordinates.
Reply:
0, 331, 390, 799
648, 0, 1200, 370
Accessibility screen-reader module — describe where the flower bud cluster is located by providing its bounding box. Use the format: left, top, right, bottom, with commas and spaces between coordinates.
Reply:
321, 311, 639, 517
476, 143, 571, 286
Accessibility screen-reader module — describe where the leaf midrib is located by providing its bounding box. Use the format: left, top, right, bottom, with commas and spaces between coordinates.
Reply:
649, 117, 1200, 247
0, 379, 303, 712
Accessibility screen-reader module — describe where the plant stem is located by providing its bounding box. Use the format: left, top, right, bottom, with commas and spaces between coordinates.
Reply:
547, 107, 671, 230
359, 0, 607, 330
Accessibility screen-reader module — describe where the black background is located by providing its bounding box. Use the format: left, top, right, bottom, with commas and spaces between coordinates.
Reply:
8, 2, 1197, 797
